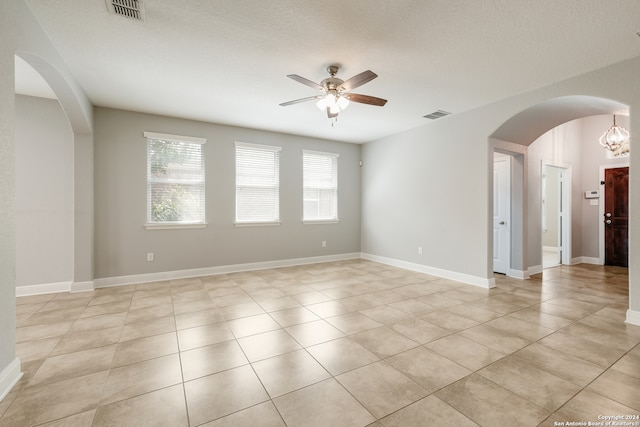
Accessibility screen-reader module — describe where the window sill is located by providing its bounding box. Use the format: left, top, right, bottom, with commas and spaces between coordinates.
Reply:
302, 220, 340, 225
234, 221, 281, 227
145, 222, 207, 230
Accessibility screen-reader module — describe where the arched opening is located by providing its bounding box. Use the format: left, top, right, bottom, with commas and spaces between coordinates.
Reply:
14, 56, 74, 293
489, 95, 629, 287
14, 52, 94, 294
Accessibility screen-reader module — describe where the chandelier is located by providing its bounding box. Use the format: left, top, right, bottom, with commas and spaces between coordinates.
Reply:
599, 115, 630, 152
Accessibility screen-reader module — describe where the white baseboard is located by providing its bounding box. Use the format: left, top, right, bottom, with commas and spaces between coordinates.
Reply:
0, 358, 22, 402
361, 253, 495, 288
94, 253, 361, 289
626, 309, 640, 327
507, 269, 529, 279
528, 265, 543, 276
17, 252, 607, 296
71, 281, 95, 293
569, 256, 602, 265
15, 281, 73, 297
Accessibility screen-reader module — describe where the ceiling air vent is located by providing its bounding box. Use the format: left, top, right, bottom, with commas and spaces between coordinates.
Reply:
106, 0, 144, 20
423, 110, 451, 120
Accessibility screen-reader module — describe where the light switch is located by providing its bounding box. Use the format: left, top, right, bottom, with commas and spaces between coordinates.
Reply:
590, 199, 598, 206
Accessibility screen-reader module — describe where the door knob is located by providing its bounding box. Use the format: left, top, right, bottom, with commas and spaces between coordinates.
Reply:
606, 219, 612, 225
605, 212, 612, 218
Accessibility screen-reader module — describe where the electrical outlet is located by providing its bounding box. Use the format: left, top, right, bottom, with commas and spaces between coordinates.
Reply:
147, 252, 154, 261
322, 241, 327, 248
418, 247, 422, 255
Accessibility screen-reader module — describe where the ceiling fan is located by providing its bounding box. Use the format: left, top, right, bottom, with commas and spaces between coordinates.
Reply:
280, 65, 387, 120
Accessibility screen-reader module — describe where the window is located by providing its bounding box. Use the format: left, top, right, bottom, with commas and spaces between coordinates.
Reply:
144, 132, 206, 228
303, 150, 339, 222
235, 142, 281, 224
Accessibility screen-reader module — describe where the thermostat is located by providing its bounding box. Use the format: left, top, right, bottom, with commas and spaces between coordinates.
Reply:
585, 190, 599, 199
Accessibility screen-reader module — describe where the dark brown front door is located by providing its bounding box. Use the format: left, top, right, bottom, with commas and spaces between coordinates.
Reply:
604, 167, 628, 267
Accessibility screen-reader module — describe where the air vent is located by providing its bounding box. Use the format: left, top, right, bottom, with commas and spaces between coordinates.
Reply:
106, 0, 144, 20
423, 110, 451, 120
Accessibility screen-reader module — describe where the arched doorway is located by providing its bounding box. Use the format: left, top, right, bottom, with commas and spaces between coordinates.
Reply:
14, 52, 95, 294
489, 95, 629, 281
14, 56, 74, 294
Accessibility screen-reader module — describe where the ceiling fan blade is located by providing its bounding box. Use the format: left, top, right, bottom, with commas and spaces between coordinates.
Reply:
327, 108, 338, 119
338, 70, 377, 91
346, 93, 387, 106
279, 95, 323, 107
286, 74, 323, 91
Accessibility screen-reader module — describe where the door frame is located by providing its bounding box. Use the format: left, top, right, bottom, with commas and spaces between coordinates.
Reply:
541, 160, 571, 266
493, 153, 511, 274
599, 163, 629, 264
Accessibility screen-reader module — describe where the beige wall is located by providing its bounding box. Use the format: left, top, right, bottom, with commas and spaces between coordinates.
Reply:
15, 95, 74, 287
1, 0, 94, 390
528, 114, 631, 267
361, 56, 640, 317
542, 166, 560, 249
4, 0, 640, 400
528, 119, 583, 267
580, 115, 630, 259
93, 107, 361, 279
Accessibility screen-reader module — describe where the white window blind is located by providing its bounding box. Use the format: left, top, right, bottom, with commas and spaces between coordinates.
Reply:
145, 132, 206, 227
235, 142, 281, 224
303, 150, 339, 221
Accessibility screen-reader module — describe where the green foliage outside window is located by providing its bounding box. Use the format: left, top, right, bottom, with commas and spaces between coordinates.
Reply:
147, 137, 204, 224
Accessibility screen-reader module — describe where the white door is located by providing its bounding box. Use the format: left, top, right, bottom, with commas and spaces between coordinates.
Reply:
493, 155, 510, 274
542, 165, 561, 268
542, 162, 571, 268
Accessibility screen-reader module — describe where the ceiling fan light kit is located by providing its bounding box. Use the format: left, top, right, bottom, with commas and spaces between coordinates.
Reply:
316, 91, 349, 115
280, 65, 387, 123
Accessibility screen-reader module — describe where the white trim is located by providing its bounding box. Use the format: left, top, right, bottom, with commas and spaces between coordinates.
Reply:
528, 265, 543, 276
507, 269, 529, 279
493, 154, 511, 275
15, 281, 72, 297
541, 161, 572, 267
71, 281, 95, 293
94, 253, 361, 288
302, 220, 340, 225
143, 131, 206, 145
15, 254, 518, 295
145, 222, 207, 230
303, 149, 339, 158
235, 141, 282, 152
0, 358, 22, 402
571, 256, 601, 265
361, 253, 496, 288
626, 309, 640, 327
234, 221, 281, 227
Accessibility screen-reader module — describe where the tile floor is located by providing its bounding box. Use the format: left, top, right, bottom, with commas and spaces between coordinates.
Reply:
1, 260, 639, 426
542, 248, 560, 269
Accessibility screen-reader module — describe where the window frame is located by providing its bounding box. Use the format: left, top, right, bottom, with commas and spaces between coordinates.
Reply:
234, 141, 282, 226
144, 131, 207, 230
302, 149, 340, 224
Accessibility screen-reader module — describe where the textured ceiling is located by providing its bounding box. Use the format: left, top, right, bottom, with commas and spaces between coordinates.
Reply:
17, 0, 640, 143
